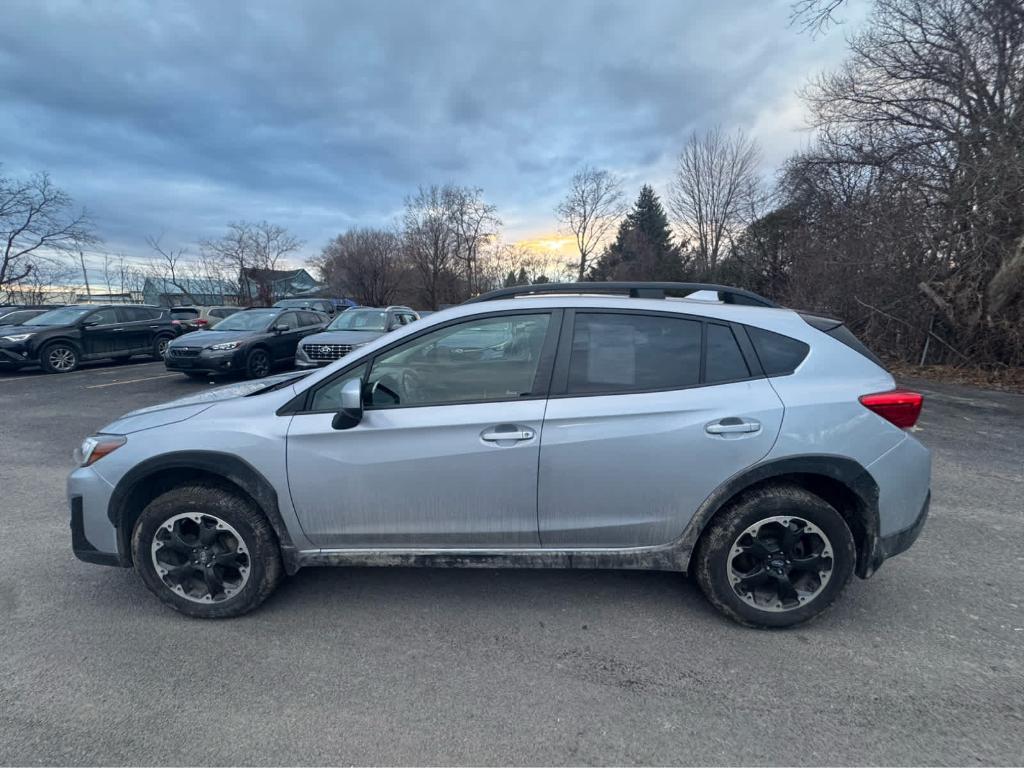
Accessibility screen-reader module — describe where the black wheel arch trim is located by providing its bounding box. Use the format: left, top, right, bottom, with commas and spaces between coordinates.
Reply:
106, 450, 299, 573
678, 454, 882, 578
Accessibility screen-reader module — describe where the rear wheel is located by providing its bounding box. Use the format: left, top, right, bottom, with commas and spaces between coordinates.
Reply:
152, 335, 172, 360
131, 485, 282, 618
40, 342, 79, 374
694, 484, 855, 628
246, 347, 271, 379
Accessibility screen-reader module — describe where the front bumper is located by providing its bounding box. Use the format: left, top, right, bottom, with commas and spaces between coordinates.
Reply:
164, 348, 244, 374
68, 465, 125, 568
0, 342, 31, 366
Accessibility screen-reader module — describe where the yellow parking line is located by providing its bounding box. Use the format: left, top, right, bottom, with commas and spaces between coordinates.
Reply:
85, 373, 179, 389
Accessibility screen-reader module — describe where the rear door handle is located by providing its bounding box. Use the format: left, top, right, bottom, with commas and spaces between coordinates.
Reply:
705, 418, 761, 435
481, 427, 535, 442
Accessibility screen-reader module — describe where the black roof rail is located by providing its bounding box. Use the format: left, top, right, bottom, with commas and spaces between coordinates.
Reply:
464, 281, 779, 308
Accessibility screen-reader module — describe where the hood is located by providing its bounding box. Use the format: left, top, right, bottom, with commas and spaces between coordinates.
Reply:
102, 370, 309, 434
169, 328, 259, 347
301, 329, 383, 346
0, 323, 43, 336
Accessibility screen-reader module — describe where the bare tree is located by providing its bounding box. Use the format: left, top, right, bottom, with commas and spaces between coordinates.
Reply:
0, 170, 96, 292
201, 221, 301, 305
448, 186, 500, 296
669, 127, 762, 275
146, 234, 198, 305
319, 228, 409, 307
555, 167, 625, 280
794, 0, 1024, 363
3, 256, 77, 304
790, 0, 847, 34
403, 185, 457, 309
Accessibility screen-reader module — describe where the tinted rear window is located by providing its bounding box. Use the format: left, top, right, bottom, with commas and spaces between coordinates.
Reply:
568, 312, 701, 394
171, 309, 199, 319
747, 327, 810, 376
705, 324, 750, 383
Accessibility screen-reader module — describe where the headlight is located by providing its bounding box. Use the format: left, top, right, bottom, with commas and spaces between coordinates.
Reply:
75, 434, 127, 467
1, 333, 32, 342
210, 341, 241, 351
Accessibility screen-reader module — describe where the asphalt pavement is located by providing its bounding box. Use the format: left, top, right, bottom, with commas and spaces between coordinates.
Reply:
0, 361, 1021, 765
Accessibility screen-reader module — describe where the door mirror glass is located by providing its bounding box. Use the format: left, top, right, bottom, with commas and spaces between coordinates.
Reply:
273, 323, 290, 333
331, 377, 363, 430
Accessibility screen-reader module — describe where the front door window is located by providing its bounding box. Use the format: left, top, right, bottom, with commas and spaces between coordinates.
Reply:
365, 314, 551, 407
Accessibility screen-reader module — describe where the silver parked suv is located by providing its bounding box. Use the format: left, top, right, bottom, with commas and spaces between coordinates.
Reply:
68, 282, 930, 627
295, 305, 419, 368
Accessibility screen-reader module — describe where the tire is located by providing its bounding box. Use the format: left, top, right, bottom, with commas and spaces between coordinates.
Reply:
131, 485, 283, 618
39, 341, 80, 374
183, 371, 208, 380
245, 347, 272, 379
152, 335, 172, 360
694, 484, 856, 629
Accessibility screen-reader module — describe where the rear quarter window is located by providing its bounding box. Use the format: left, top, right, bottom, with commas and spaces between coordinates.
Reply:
747, 327, 810, 376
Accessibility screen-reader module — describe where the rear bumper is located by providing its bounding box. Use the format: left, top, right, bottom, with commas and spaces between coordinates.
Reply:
865, 491, 929, 576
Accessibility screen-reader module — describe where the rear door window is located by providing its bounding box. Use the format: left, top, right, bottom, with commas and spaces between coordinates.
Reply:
705, 324, 750, 383
567, 313, 701, 394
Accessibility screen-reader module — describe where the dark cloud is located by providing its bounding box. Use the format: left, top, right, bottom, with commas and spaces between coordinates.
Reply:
0, 0, 853, 262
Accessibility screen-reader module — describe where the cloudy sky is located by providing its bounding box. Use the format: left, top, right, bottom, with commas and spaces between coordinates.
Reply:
0, 0, 864, 273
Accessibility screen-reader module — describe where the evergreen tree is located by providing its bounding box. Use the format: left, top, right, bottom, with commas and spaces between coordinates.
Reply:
589, 185, 683, 281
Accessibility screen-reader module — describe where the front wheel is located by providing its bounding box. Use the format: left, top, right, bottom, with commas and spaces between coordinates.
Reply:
694, 484, 855, 629
245, 347, 271, 379
131, 485, 283, 618
40, 342, 79, 374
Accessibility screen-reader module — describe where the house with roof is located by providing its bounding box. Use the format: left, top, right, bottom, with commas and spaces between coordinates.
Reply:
142, 277, 238, 307
239, 267, 322, 305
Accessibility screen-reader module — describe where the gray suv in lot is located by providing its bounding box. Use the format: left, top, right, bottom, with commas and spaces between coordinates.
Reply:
295, 305, 418, 367
68, 282, 930, 627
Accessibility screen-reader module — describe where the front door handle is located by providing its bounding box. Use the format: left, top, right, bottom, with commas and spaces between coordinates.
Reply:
705, 418, 761, 435
481, 426, 535, 442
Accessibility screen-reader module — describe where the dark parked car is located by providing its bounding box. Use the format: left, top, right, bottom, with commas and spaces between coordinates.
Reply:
0, 307, 51, 326
0, 304, 178, 373
164, 307, 328, 379
273, 298, 339, 316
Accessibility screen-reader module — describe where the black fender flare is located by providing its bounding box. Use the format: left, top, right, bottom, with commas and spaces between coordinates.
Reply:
676, 454, 880, 577
107, 450, 299, 573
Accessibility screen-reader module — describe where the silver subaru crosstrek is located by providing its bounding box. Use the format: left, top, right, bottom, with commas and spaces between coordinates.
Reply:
68, 282, 930, 627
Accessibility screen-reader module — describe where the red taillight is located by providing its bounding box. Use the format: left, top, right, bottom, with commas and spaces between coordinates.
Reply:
197, 318, 208, 325
859, 389, 923, 429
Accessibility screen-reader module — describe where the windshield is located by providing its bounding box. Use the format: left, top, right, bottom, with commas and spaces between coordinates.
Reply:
210, 309, 278, 331
24, 307, 93, 326
327, 309, 387, 332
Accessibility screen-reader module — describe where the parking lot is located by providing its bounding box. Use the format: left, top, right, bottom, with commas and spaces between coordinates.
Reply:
1, 361, 1022, 765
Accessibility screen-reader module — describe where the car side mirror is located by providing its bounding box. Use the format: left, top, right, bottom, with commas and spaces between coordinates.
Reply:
331, 378, 364, 430
82, 318, 100, 328
273, 323, 290, 334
